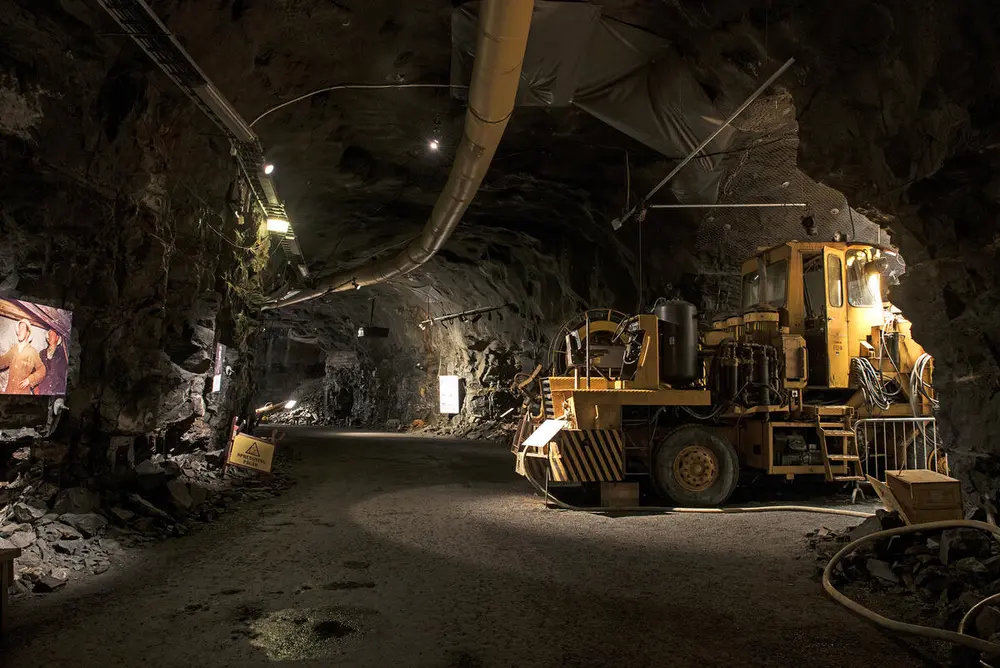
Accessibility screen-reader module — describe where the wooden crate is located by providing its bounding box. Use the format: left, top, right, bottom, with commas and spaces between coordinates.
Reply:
886, 470, 963, 524
887, 470, 962, 509
600, 482, 638, 508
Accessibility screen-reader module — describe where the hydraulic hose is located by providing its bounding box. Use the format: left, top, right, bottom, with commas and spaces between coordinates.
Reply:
823, 519, 1000, 655
522, 465, 873, 518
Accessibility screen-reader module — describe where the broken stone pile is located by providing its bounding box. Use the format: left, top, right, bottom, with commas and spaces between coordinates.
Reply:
417, 417, 516, 443
0, 448, 292, 595
261, 405, 322, 427
811, 510, 1000, 641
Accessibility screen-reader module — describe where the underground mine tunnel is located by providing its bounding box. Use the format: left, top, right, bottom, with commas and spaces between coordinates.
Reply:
2, 0, 1000, 666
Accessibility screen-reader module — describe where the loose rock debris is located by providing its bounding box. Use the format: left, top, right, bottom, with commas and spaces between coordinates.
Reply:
1, 446, 292, 595
809, 509, 1000, 646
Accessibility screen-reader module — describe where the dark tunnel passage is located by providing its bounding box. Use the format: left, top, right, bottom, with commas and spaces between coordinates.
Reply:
2, 1, 1000, 665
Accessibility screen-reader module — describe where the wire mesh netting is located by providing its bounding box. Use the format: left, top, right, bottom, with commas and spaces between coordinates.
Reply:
693, 91, 882, 314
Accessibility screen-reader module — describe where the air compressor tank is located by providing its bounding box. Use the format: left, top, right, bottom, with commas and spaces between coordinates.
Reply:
654, 300, 698, 385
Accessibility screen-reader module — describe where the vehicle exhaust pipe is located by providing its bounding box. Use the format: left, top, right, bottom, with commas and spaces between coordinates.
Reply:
263, 0, 535, 310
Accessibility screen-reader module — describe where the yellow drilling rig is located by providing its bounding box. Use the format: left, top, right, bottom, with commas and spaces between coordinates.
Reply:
512, 241, 939, 506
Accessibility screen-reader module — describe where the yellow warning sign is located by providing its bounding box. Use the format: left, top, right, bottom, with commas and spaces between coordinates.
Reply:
227, 434, 275, 473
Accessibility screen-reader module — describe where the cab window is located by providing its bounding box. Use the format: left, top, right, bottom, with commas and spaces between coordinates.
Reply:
847, 249, 880, 307
742, 271, 759, 308
766, 260, 788, 307
741, 260, 787, 308
827, 255, 843, 307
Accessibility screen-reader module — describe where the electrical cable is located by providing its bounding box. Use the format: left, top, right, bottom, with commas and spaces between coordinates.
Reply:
910, 353, 939, 413
823, 520, 1000, 656
250, 83, 469, 128
852, 356, 892, 411
879, 329, 903, 397
520, 464, 873, 518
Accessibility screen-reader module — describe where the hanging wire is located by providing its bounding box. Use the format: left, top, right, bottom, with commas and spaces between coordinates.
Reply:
250, 83, 469, 128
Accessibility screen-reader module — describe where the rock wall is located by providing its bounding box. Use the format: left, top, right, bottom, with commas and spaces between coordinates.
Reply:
0, 1, 276, 474
257, 188, 665, 437
665, 0, 1000, 496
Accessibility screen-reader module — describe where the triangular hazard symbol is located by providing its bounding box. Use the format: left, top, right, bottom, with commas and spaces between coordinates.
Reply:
245, 442, 262, 457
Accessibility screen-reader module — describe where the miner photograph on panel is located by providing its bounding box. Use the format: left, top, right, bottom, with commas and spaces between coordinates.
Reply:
3, 0, 1000, 667
0, 299, 72, 396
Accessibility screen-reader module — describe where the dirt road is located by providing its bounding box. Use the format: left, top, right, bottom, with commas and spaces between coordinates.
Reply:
4, 428, 913, 667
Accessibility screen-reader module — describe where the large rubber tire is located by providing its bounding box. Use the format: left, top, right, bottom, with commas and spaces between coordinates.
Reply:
650, 425, 739, 507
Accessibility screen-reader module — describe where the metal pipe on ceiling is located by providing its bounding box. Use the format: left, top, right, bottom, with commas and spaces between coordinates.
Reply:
262, 0, 536, 310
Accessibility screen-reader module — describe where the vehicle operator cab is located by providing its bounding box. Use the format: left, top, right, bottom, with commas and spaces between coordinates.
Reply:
740, 242, 902, 390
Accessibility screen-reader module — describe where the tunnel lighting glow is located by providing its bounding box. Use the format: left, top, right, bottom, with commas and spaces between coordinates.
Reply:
284, 400, 297, 410
266, 217, 290, 234
428, 139, 440, 151
263, 163, 275, 175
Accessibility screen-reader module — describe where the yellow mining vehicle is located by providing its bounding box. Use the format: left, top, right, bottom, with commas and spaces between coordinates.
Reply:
512, 241, 938, 506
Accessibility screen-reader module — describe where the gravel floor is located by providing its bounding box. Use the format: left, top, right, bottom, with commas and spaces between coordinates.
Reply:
3, 428, 921, 667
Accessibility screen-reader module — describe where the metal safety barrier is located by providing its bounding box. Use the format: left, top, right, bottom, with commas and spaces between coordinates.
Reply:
854, 417, 939, 482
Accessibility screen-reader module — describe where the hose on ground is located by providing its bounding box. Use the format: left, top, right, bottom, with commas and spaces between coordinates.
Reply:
959, 592, 1000, 638
823, 519, 1000, 655
521, 465, 873, 518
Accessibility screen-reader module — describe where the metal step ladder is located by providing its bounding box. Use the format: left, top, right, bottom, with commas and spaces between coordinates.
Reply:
817, 424, 865, 483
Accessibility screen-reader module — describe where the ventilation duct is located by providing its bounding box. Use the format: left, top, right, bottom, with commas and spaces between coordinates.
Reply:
451, 1, 735, 202
263, 0, 535, 310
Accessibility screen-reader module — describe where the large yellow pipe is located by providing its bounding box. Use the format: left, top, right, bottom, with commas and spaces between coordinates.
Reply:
263, 0, 535, 310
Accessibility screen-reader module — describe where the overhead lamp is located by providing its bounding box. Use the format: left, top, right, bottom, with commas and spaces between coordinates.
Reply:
263, 163, 275, 175
357, 325, 389, 338
284, 400, 297, 410
428, 139, 440, 151
266, 217, 290, 234
800, 215, 817, 236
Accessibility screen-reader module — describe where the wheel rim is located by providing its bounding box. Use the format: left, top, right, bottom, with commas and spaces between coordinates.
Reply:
672, 445, 719, 492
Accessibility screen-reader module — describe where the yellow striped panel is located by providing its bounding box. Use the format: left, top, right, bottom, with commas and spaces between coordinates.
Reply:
548, 429, 625, 482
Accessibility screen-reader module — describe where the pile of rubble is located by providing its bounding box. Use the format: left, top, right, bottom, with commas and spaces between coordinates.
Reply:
417, 417, 516, 443
0, 448, 291, 595
811, 510, 1000, 641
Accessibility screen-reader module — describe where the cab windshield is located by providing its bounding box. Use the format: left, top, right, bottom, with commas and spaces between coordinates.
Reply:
742, 260, 788, 309
847, 248, 882, 307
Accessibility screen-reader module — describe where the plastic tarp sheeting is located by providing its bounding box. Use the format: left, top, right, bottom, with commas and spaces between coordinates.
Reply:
451, 2, 600, 107
451, 1, 735, 202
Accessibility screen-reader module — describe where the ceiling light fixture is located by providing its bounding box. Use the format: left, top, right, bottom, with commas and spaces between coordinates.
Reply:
266, 217, 290, 233
428, 139, 440, 151
263, 163, 275, 175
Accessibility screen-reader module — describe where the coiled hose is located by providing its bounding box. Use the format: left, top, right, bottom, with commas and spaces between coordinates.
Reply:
823, 519, 1000, 655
